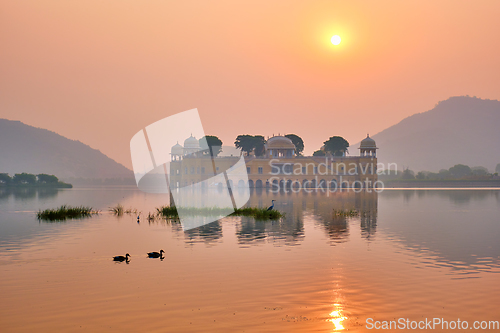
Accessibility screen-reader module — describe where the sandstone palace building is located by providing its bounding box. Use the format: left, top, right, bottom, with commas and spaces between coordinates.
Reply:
169, 135, 379, 190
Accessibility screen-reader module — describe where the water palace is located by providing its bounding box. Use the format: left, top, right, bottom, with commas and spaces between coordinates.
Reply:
169, 135, 378, 189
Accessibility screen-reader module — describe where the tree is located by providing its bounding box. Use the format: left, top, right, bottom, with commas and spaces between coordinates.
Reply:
312, 150, 325, 156
426, 172, 439, 180
254, 135, 266, 157
285, 134, 304, 156
234, 135, 267, 156
37, 174, 59, 184
448, 164, 472, 178
323, 136, 349, 156
401, 168, 415, 180
199, 135, 223, 157
13, 173, 37, 185
234, 135, 255, 156
438, 169, 452, 179
471, 166, 489, 176
416, 171, 426, 180
0, 173, 12, 185
496, 163, 500, 174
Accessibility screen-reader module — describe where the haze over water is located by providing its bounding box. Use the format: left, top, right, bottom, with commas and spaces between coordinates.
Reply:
0, 188, 499, 332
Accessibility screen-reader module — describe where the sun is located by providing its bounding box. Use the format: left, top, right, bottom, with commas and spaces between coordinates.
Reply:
331, 35, 341, 45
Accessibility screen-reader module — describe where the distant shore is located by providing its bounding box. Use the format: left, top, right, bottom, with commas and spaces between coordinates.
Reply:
0, 182, 72, 189
384, 180, 500, 188
0, 172, 72, 188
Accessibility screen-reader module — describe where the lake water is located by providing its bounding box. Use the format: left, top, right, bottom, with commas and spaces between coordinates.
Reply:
0, 187, 499, 332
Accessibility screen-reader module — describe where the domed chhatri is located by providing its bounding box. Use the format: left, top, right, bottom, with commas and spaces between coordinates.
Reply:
359, 134, 378, 157
265, 136, 295, 149
171, 142, 183, 155
360, 134, 377, 148
171, 135, 203, 160
264, 136, 296, 158
183, 134, 199, 148
170, 142, 184, 161
183, 134, 201, 157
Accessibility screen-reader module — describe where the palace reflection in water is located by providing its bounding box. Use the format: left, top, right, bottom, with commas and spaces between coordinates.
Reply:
177, 188, 378, 247
168, 188, 500, 278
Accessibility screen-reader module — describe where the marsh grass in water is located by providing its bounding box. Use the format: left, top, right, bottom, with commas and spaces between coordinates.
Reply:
37, 205, 99, 221
156, 206, 178, 218
232, 207, 283, 219
155, 205, 284, 220
109, 204, 138, 216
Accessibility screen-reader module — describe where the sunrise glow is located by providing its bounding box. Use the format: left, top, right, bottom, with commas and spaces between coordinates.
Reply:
1, 1, 498, 332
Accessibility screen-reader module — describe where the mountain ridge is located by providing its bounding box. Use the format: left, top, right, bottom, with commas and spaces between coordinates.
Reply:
352, 96, 500, 172
0, 119, 133, 180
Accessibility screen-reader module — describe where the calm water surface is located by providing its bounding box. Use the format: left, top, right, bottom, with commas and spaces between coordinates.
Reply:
0, 187, 499, 332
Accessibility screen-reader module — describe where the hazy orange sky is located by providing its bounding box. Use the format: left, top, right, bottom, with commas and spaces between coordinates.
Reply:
1, 0, 499, 169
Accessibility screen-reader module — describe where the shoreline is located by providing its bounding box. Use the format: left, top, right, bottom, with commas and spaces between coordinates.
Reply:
0, 183, 72, 189
384, 180, 500, 188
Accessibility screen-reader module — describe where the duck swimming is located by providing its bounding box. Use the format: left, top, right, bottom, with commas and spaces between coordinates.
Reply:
147, 250, 164, 258
113, 253, 131, 262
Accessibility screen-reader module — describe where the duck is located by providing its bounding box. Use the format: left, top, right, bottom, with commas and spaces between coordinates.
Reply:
147, 249, 165, 258
113, 253, 131, 262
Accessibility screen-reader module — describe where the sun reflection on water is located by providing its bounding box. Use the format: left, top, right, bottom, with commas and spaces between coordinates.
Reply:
329, 304, 347, 331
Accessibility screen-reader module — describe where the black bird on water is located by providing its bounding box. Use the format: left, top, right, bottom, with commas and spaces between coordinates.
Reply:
113, 253, 131, 262
267, 200, 275, 211
147, 250, 165, 258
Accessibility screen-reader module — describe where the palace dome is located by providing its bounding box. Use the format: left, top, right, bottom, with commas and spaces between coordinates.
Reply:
265, 136, 295, 150
171, 142, 183, 155
184, 135, 199, 149
359, 134, 377, 149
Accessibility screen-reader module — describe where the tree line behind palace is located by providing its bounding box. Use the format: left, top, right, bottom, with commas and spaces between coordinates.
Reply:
204, 133, 350, 157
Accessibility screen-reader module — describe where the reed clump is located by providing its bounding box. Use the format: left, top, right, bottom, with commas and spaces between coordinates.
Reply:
232, 207, 283, 220
37, 205, 99, 221
109, 204, 138, 216
155, 205, 283, 220
156, 205, 178, 218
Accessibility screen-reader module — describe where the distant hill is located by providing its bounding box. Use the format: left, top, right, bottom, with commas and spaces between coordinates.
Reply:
351, 96, 500, 172
0, 119, 133, 180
